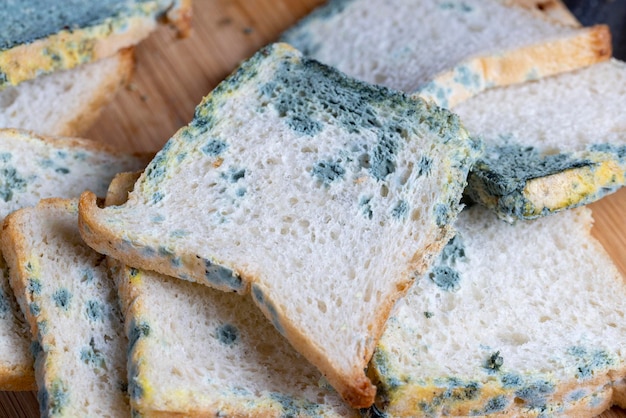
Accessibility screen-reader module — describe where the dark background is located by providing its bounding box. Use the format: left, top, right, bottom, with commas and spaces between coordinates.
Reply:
563, 0, 626, 59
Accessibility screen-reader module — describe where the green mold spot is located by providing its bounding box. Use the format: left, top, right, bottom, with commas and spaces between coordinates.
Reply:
359, 196, 373, 219
128, 319, 150, 354
204, 259, 242, 291
417, 155, 433, 177
80, 337, 105, 368
216, 324, 239, 346
514, 380, 555, 408
567, 346, 616, 380
201, 138, 228, 156
454, 65, 481, 90
52, 288, 71, 310
500, 373, 523, 389
311, 160, 345, 186
429, 266, 460, 292
485, 351, 503, 372
391, 200, 409, 220
439, 235, 466, 264
221, 167, 246, 183
433, 203, 453, 227
0, 289, 11, 318
477, 395, 509, 415
49, 379, 69, 415
84, 300, 104, 322
0, 166, 28, 202
29, 302, 41, 316
251, 284, 284, 335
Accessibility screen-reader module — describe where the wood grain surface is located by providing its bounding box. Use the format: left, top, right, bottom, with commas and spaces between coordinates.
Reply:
1, 1, 625, 416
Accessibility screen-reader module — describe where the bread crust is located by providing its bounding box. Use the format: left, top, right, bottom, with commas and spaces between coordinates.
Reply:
418, 25, 611, 108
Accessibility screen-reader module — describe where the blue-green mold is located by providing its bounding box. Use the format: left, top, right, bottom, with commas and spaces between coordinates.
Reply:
128, 319, 150, 354
454, 65, 481, 90
29, 302, 41, 316
251, 284, 284, 335
84, 300, 104, 322
566, 346, 616, 380
429, 266, 461, 292
0, 288, 10, 318
514, 380, 555, 409
52, 288, 72, 311
484, 351, 504, 373
472, 395, 509, 415
500, 373, 523, 389
204, 259, 242, 291
0, 165, 28, 202
359, 196, 373, 219
201, 138, 228, 157
216, 324, 239, 346
417, 155, 433, 177
391, 200, 409, 220
80, 337, 105, 368
312, 160, 345, 186
27, 278, 42, 295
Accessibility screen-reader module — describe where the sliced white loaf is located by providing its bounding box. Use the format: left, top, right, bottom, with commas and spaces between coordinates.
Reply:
79, 43, 480, 408
0, 129, 146, 391
0, 199, 128, 416
281, 0, 610, 107
0, 49, 133, 137
367, 205, 626, 417
0, 0, 190, 88
453, 58, 626, 221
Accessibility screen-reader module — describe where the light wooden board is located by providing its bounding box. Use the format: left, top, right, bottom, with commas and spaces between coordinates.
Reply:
1, 0, 625, 416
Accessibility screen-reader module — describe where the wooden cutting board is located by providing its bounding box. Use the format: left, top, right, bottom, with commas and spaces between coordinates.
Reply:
1, 0, 625, 416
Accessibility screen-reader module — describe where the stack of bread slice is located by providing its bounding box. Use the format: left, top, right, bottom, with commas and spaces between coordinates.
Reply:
0, 1, 624, 417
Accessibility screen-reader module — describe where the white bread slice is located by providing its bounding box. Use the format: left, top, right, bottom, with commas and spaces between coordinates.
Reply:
367, 205, 626, 417
281, 0, 610, 108
0, 0, 190, 89
0, 129, 147, 391
107, 171, 357, 417
0, 49, 133, 137
0, 199, 129, 416
453, 59, 626, 221
78, 43, 480, 408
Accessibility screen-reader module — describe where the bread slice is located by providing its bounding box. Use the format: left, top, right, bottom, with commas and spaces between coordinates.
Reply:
0, 198, 129, 416
0, 48, 133, 137
453, 58, 626, 221
0, 0, 190, 89
78, 42, 480, 408
105, 172, 357, 417
366, 205, 626, 417
0, 129, 147, 391
281, 0, 610, 108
